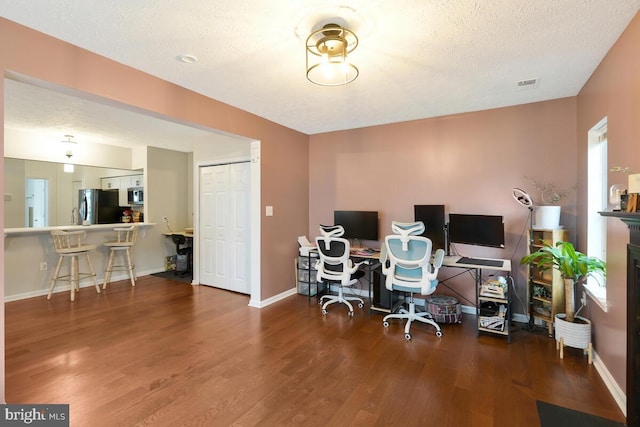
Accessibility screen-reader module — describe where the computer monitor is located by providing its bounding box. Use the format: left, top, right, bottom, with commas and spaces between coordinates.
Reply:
414, 205, 446, 251
448, 213, 505, 249
333, 210, 379, 241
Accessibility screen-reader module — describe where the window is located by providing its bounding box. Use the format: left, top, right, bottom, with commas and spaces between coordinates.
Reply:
586, 118, 608, 310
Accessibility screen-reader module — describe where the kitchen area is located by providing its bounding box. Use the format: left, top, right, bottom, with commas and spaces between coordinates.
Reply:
2, 78, 257, 304
3, 144, 193, 301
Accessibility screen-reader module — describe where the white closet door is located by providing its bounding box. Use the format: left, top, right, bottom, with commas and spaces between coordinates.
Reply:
227, 163, 250, 293
199, 163, 250, 294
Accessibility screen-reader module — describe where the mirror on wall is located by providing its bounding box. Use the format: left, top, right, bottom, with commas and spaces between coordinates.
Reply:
4, 158, 142, 228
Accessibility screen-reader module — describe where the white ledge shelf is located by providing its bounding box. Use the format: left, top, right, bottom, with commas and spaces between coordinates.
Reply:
4, 222, 156, 236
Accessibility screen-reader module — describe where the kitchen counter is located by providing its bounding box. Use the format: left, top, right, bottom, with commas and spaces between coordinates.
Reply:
4, 222, 156, 236
3, 222, 170, 302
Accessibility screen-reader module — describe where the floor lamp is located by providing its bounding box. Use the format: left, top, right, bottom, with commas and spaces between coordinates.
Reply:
512, 188, 534, 329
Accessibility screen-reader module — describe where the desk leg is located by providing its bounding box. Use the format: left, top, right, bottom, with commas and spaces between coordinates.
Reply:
475, 268, 481, 337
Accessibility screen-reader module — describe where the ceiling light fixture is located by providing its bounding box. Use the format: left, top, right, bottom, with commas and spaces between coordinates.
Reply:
306, 23, 358, 86
61, 134, 77, 160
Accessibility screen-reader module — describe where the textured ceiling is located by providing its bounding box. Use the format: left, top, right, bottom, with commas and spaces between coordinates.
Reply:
1, 0, 640, 149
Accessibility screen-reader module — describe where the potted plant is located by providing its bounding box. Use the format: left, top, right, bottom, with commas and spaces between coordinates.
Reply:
520, 241, 606, 362
523, 176, 576, 229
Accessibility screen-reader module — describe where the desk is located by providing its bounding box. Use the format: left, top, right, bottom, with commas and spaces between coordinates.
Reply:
297, 247, 381, 304
442, 255, 512, 342
164, 231, 193, 238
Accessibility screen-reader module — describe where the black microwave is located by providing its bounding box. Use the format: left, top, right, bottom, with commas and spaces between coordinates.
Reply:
127, 187, 144, 205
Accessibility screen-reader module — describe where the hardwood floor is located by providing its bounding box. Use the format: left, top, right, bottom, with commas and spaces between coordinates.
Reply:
5, 276, 626, 426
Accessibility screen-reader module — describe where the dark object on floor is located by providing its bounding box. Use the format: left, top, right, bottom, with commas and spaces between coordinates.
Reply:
151, 271, 192, 284
171, 234, 192, 277
537, 401, 625, 427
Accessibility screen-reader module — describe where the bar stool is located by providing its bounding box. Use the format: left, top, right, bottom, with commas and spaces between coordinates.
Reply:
48, 230, 100, 301
103, 225, 138, 288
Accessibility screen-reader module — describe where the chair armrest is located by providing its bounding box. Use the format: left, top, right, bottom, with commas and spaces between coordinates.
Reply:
432, 249, 445, 268
379, 243, 391, 275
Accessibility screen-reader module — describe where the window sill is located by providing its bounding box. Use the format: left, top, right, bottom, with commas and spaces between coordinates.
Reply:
583, 282, 608, 312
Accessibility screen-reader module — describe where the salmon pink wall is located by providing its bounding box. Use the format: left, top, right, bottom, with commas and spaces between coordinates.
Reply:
310, 98, 577, 309
577, 11, 640, 400
0, 72, 4, 402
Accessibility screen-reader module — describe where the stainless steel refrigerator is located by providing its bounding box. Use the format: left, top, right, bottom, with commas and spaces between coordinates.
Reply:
78, 189, 121, 225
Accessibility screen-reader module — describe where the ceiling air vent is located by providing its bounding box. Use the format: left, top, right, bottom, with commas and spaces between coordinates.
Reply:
516, 78, 539, 90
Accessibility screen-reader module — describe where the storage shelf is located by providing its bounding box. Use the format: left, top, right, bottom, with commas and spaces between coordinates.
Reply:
533, 296, 552, 304
533, 313, 552, 324
478, 326, 509, 336
296, 253, 324, 300
477, 276, 511, 342
527, 228, 569, 337
479, 294, 509, 303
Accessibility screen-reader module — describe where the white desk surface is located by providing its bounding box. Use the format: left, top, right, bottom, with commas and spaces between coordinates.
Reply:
442, 255, 512, 272
163, 231, 194, 238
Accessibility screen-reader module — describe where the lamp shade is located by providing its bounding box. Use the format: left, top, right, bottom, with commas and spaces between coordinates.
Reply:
306, 23, 359, 86
512, 188, 533, 207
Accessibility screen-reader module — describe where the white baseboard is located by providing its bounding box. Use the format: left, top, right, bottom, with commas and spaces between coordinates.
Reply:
593, 349, 627, 417
4, 268, 164, 303
249, 287, 297, 308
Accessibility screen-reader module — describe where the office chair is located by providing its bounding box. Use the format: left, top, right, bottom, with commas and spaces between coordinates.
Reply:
381, 221, 445, 340
315, 224, 365, 316
171, 234, 192, 277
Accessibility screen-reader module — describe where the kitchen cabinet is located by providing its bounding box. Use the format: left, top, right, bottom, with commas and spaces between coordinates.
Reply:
101, 177, 120, 190
100, 174, 144, 206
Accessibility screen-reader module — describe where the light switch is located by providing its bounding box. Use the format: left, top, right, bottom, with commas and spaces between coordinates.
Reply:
266, 206, 273, 216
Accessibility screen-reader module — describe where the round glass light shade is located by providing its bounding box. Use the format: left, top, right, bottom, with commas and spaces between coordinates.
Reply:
306, 61, 359, 86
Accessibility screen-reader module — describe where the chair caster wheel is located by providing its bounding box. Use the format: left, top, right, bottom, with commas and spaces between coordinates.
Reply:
321, 309, 327, 315
383, 321, 390, 328
348, 311, 354, 317
405, 333, 412, 341
358, 302, 364, 308
436, 330, 443, 337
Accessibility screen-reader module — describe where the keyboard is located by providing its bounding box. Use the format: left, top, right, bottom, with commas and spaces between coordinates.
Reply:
351, 248, 380, 257
457, 257, 504, 268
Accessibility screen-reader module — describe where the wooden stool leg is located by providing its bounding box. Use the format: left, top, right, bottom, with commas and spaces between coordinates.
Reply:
103, 250, 115, 289
588, 342, 593, 364
70, 255, 78, 301
47, 256, 64, 300
559, 337, 564, 359
85, 252, 99, 294
125, 248, 136, 287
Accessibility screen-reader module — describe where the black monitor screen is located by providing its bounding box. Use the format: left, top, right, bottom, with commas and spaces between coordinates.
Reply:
414, 205, 446, 250
448, 213, 505, 248
333, 211, 379, 241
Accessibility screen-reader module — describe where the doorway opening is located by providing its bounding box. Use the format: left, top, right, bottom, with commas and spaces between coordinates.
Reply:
25, 178, 48, 227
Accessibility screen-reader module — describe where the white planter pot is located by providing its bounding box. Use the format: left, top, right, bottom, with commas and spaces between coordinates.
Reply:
534, 205, 561, 229
555, 313, 593, 363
